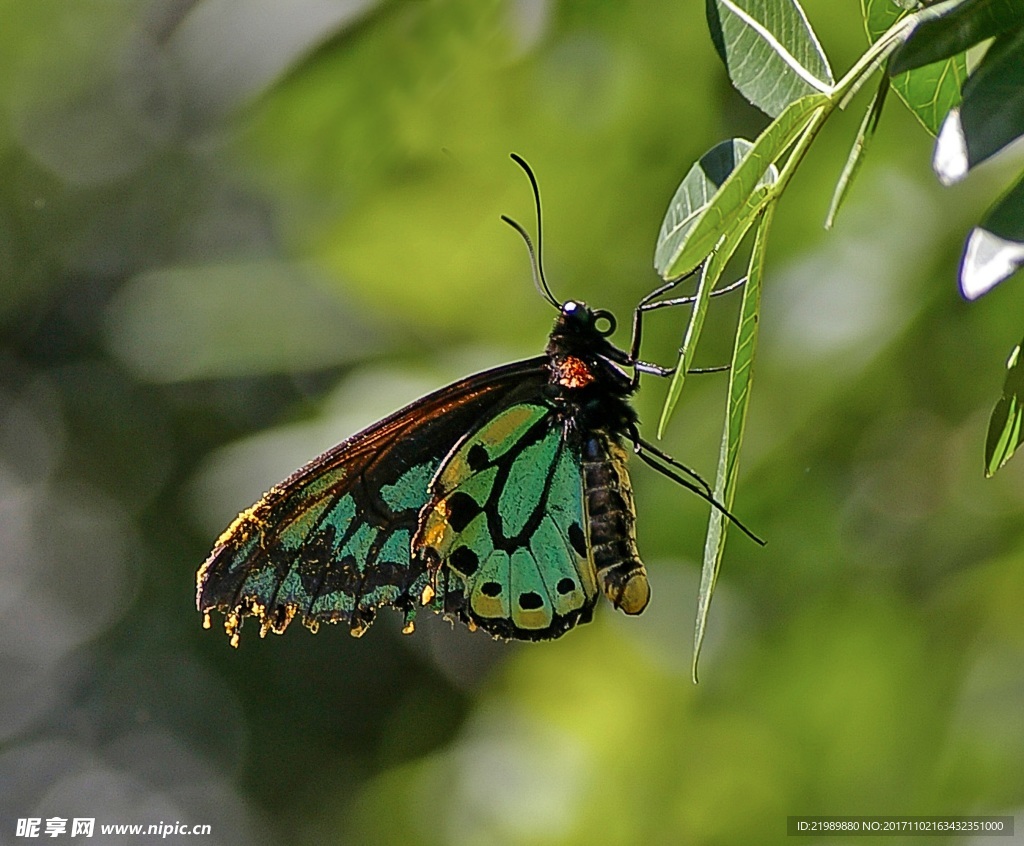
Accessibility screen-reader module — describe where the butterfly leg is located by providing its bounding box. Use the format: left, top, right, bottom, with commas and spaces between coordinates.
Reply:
629, 432, 764, 546
626, 273, 748, 388
631, 358, 731, 378
632, 434, 715, 497
626, 273, 696, 376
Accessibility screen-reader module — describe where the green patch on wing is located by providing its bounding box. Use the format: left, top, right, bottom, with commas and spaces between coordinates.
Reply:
416, 402, 598, 638
208, 456, 454, 639
381, 462, 436, 511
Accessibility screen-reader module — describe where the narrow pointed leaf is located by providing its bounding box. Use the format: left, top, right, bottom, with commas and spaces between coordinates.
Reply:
655, 139, 756, 277
826, 72, 889, 229
657, 93, 824, 280
985, 336, 1024, 475
656, 216, 752, 437
693, 202, 774, 682
707, 0, 833, 117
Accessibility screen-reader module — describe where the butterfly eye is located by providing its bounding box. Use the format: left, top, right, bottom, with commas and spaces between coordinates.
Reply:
593, 310, 616, 336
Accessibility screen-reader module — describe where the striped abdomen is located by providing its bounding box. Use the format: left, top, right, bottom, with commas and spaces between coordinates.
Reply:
581, 433, 650, 615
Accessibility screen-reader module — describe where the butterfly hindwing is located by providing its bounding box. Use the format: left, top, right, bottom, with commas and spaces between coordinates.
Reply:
416, 402, 600, 640
197, 359, 549, 644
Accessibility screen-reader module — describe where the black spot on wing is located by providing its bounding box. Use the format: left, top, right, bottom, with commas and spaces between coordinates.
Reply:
557, 577, 576, 595
568, 522, 587, 558
467, 443, 490, 471
481, 581, 502, 597
446, 491, 482, 533
518, 591, 544, 610
450, 545, 479, 577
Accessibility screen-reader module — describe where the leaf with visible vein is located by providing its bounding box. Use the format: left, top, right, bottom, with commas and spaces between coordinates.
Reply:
659, 93, 825, 280
692, 202, 774, 682
862, 0, 966, 136
708, 0, 834, 117
657, 211, 757, 437
826, 71, 890, 229
655, 139, 758, 277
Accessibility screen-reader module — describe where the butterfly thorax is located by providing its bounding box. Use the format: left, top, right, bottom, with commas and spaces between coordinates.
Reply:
544, 300, 638, 435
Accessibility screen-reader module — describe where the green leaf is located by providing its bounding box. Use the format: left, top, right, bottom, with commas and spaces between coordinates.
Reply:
826, 72, 889, 229
656, 213, 756, 437
890, 0, 1024, 74
693, 201, 774, 682
654, 120, 804, 434
953, 30, 1024, 170
707, 0, 833, 117
656, 93, 825, 280
933, 31, 1024, 183
893, 50, 966, 135
655, 138, 757, 277
960, 172, 1024, 299
863, 0, 904, 43
863, 0, 967, 136
981, 169, 1024, 243
985, 336, 1024, 475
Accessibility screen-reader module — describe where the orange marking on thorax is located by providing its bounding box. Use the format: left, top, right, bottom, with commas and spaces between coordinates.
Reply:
556, 356, 595, 389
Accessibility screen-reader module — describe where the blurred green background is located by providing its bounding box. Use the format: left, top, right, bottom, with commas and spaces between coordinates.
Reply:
3, 1, 1023, 844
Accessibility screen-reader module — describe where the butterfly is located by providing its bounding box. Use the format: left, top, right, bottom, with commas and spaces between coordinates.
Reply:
196, 155, 759, 645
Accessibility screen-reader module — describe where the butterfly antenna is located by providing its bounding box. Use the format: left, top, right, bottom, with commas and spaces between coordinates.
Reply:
501, 153, 560, 309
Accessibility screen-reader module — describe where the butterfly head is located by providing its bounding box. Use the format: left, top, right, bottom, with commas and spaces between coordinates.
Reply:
547, 300, 633, 398
556, 300, 616, 340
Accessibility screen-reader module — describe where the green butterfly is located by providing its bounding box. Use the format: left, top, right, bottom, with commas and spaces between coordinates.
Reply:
196, 156, 758, 645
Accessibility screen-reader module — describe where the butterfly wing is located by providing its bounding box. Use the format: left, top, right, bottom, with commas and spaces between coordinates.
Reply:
415, 402, 601, 640
197, 357, 548, 645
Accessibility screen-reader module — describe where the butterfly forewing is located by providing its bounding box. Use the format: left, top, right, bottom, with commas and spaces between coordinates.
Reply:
197, 359, 549, 644
415, 402, 600, 640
